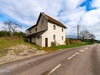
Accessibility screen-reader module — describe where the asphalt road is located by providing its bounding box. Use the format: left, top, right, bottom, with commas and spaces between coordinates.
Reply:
0, 44, 100, 75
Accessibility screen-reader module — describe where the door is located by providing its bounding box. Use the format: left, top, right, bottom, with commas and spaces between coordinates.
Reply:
45, 38, 48, 47
30, 37, 32, 42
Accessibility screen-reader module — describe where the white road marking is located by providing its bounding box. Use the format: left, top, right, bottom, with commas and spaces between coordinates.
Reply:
75, 52, 80, 55
48, 64, 61, 75
68, 52, 80, 60
68, 53, 76, 60
80, 47, 88, 53
68, 47, 89, 60
84, 48, 88, 50
80, 50, 84, 52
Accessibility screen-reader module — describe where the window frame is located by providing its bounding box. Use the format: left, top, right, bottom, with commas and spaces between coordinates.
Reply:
29, 30, 31, 33
62, 28, 63, 32
41, 18, 44, 24
62, 36, 63, 40
53, 25, 56, 30
53, 35, 56, 40
35, 28, 37, 31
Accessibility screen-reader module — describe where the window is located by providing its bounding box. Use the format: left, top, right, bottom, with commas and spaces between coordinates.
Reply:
35, 28, 37, 31
53, 25, 56, 30
29, 30, 31, 33
38, 37, 39, 39
41, 18, 44, 24
53, 35, 56, 40
62, 28, 63, 32
62, 36, 63, 40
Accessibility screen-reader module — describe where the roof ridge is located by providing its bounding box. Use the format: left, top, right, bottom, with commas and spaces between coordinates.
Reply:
26, 12, 67, 30
42, 13, 66, 28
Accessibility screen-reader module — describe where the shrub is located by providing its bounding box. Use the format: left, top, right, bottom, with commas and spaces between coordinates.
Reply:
70, 40, 82, 44
65, 38, 70, 45
0, 31, 26, 40
51, 41, 57, 46
13, 32, 26, 38
0, 31, 11, 37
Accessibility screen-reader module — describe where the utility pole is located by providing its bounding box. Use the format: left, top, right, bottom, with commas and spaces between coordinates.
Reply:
77, 25, 79, 43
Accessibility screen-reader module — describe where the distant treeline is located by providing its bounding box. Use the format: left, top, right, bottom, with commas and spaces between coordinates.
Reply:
0, 31, 26, 39
94, 40, 100, 43
0, 21, 26, 39
66, 38, 100, 44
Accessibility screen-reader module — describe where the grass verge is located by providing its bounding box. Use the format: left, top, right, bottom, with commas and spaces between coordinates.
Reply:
0, 39, 90, 56
43, 42, 89, 51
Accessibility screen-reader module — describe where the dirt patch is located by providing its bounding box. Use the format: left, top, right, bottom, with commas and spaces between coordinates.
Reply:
0, 44, 46, 65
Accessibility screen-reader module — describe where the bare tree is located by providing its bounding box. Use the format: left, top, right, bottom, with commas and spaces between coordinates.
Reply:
80, 30, 90, 41
89, 33, 95, 43
3, 21, 22, 33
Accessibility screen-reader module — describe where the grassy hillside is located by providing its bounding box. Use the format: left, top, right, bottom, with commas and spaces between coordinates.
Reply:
0, 39, 41, 57
0, 39, 41, 50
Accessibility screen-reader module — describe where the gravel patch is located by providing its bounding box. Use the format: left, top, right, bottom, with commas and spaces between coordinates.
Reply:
0, 44, 46, 65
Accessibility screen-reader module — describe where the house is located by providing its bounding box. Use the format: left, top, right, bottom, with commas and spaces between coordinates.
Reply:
26, 12, 67, 47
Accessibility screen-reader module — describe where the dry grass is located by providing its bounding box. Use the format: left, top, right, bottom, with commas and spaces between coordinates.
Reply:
0, 39, 41, 57
70, 40, 82, 44
65, 38, 70, 45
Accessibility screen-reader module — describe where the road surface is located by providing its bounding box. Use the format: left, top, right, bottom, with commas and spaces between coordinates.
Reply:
0, 44, 100, 75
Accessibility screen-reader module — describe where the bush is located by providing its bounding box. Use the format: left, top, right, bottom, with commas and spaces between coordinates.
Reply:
0, 31, 26, 40
51, 41, 57, 46
65, 38, 70, 45
70, 40, 82, 44
0, 31, 11, 37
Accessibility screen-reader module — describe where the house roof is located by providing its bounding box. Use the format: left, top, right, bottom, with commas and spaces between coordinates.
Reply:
27, 12, 67, 30
27, 25, 37, 30
27, 30, 47, 37
42, 12, 66, 28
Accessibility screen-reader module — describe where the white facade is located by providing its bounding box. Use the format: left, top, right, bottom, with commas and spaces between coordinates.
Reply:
26, 12, 66, 47
41, 22, 66, 47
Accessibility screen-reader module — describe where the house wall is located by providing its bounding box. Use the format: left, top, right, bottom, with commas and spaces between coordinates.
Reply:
32, 37, 36, 43
42, 22, 66, 47
27, 36, 42, 47
26, 15, 48, 35
26, 14, 66, 47
36, 36, 42, 47
27, 37, 36, 43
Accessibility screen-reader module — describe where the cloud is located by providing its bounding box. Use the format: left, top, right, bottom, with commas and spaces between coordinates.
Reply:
92, 0, 100, 8
79, 1, 100, 40
0, 0, 100, 40
0, 21, 4, 30
80, 9, 100, 26
0, 0, 63, 26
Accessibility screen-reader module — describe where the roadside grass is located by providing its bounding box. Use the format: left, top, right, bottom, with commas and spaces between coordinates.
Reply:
0, 39, 90, 57
94, 41, 100, 43
43, 42, 89, 51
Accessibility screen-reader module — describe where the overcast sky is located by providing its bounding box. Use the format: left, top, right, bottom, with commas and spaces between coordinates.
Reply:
0, 0, 100, 40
